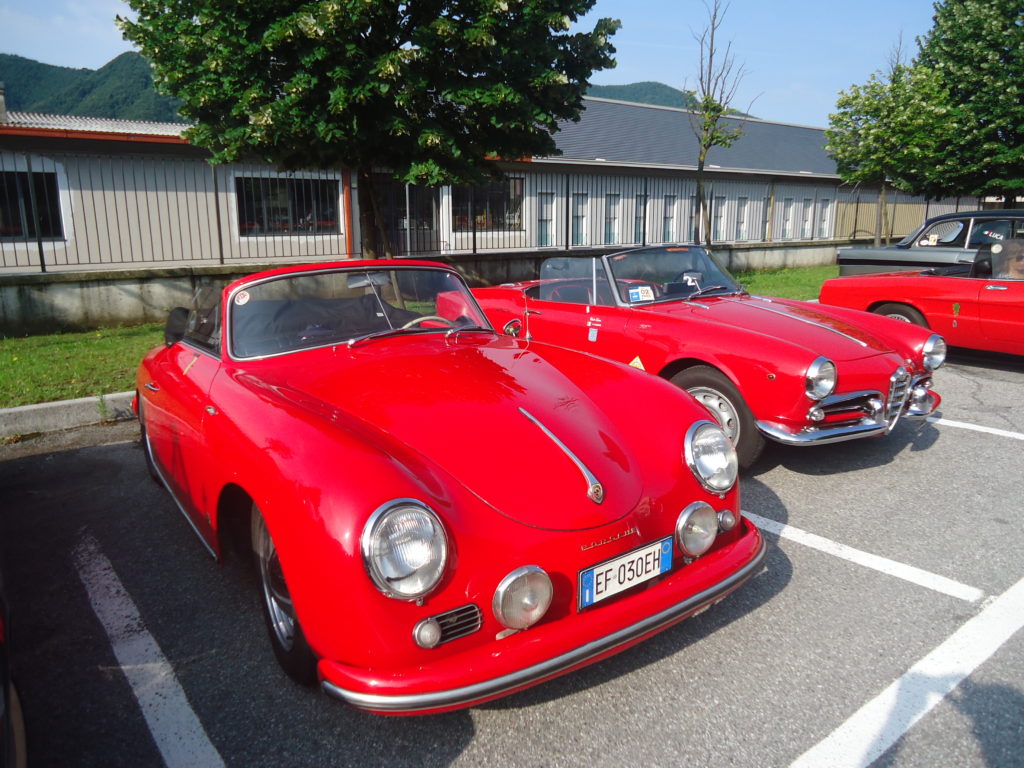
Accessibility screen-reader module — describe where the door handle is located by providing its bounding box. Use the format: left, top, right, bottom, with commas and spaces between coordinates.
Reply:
984, 285, 1008, 291
144, 382, 160, 392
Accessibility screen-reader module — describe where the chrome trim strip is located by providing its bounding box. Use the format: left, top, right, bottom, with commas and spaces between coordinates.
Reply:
718, 297, 868, 347
518, 408, 604, 504
321, 534, 767, 712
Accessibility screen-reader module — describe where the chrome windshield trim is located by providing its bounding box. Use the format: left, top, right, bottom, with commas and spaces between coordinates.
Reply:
719, 298, 869, 347
518, 407, 604, 504
321, 534, 766, 713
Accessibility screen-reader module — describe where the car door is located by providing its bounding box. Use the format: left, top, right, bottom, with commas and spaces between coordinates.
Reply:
524, 258, 635, 364
140, 290, 223, 546
976, 278, 1024, 354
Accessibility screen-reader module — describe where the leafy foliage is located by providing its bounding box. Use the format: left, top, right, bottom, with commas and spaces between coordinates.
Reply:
827, 0, 1024, 202
0, 52, 184, 122
119, 1, 619, 187
916, 0, 1024, 199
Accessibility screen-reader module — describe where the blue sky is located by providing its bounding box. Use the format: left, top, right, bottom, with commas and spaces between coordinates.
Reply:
1, 0, 938, 128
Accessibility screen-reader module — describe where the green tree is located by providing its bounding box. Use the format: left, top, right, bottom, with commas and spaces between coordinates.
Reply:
826, 62, 951, 244
119, 1, 619, 257
916, 0, 1024, 203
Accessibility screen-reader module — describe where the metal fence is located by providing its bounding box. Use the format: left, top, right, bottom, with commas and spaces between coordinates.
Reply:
1, 148, 973, 274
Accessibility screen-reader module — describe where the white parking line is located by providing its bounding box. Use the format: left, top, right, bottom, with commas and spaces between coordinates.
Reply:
73, 534, 225, 768
790, 574, 1024, 768
928, 416, 1024, 441
743, 512, 985, 603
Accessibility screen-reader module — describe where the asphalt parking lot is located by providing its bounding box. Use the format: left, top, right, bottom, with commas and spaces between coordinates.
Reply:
1, 350, 1022, 768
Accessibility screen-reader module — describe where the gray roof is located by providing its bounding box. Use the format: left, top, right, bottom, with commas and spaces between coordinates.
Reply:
549, 97, 838, 178
2, 111, 187, 137
2, 99, 837, 179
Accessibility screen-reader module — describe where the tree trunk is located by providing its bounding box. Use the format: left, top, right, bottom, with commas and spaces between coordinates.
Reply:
356, 170, 395, 259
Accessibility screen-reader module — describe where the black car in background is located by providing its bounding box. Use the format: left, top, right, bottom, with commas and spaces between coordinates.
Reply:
837, 210, 1024, 275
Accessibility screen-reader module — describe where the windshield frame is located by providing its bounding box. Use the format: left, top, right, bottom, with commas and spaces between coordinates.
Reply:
601, 245, 743, 306
225, 264, 493, 360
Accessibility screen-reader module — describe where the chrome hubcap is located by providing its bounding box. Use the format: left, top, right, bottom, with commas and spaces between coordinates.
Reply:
688, 386, 740, 442
253, 514, 296, 651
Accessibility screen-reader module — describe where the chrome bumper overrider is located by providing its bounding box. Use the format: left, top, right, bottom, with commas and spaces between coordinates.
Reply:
321, 535, 767, 713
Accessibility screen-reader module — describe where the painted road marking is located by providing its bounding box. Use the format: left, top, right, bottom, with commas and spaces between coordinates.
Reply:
743, 512, 985, 603
790, 574, 1024, 768
73, 534, 225, 768
928, 416, 1024, 441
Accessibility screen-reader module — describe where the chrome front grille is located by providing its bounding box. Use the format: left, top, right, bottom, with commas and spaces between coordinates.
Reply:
886, 366, 912, 425
432, 604, 483, 645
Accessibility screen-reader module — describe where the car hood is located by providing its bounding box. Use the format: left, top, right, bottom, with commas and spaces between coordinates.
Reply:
644, 294, 900, 362
251, 335, 645, 532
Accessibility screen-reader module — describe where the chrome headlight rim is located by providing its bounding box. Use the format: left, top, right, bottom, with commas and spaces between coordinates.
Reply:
684, 420, 739, 494
492, 565, 553, 630
360, 499, 448, 600
805, 356, 837, 401
922, 333, 947, 371
675, 501, 719, 558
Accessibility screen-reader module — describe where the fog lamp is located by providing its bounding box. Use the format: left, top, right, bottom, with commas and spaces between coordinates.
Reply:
493, 566, 553, 630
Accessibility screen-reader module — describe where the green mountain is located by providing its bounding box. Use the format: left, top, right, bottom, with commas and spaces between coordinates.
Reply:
587, 81, 700, 110
0, 52, 185, 123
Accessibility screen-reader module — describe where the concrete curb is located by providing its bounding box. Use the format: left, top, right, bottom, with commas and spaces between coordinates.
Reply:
0, 392, 135, 439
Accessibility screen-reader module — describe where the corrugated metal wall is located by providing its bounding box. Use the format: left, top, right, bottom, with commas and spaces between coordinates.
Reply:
2, 148, 983, 274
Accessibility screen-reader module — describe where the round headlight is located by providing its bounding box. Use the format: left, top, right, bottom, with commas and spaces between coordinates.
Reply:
361, 500, 447, 599
676, 502, 719, 558
922, 333, 946, 371
684, 421, 739, 493
493, 566, 553, 630
805, 356, 837, 400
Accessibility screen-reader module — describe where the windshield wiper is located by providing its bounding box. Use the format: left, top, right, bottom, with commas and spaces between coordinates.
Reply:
346, 327, 435, 348
686, 284, 736, 299
445, 324, 495, 339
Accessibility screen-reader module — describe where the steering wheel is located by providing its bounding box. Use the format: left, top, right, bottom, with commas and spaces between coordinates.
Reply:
401, 315, 455, 329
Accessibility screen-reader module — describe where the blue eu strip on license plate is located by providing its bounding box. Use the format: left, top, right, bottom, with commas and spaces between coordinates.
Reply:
578, 536, 674, 609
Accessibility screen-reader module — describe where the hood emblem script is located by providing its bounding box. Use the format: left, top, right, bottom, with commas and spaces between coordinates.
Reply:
519, 407, 605, 505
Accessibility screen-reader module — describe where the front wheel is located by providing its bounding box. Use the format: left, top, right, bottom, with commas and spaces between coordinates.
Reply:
670, 366, 764, 469
251, 506, 317, 685
873, 302, 928, 327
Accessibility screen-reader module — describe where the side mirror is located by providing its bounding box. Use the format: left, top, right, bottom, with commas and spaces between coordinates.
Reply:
164, 307, 189, 346
502, 318, 523, 338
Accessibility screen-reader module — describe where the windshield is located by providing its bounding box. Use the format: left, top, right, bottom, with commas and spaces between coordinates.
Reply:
606, 246, 741, 303
229, 267, 491, 358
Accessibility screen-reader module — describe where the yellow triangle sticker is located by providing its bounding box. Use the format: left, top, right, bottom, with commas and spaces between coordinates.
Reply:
628, 356, 645, 371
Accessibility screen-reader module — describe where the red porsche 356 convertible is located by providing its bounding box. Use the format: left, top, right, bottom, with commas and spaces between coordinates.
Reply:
474, 246, 947, 467
135, 259, 764, 714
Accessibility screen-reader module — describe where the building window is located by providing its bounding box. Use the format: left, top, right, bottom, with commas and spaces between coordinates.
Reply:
801, 198, 814, 238
662, 194, 677, 242
537, 192, 554, 247
818, 199, 832, 238
633, 194, 647, 243
689, 195, 697, 241
604, 193, 620, 244
452, 178, 524, 231
713, 196, 726, 241
0, 171, 63, 240
572, 193, 588, 245
782, 198, 794, 239
235, 177, 340, 236
735, 197, 748, 240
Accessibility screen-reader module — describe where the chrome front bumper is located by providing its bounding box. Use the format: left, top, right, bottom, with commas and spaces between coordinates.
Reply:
756, 375, 939, 447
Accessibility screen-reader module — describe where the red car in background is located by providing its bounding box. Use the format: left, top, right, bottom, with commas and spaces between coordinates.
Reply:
820, 242, 1024, 357
134, 260, 764, 714
474, 246, 946, 467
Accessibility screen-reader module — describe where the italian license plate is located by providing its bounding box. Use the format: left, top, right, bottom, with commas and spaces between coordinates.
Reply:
578, 536, 674, 609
